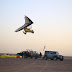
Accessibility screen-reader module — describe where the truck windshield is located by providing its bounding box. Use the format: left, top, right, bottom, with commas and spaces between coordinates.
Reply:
56, 52, 59, 55
20, 51, 25, 53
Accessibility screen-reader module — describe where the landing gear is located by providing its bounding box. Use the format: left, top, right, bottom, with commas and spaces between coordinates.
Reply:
23, 31, 26, 34
24, 33, 26, 34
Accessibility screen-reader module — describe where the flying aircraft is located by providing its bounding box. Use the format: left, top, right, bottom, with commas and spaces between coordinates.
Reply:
15, 16, 34, 34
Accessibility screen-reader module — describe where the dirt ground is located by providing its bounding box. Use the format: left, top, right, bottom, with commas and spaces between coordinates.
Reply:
0, 56, 72, 72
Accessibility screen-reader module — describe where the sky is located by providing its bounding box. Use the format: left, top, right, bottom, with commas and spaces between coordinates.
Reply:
0, 0, 72, 56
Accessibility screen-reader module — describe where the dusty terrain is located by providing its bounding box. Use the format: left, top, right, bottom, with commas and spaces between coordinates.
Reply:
0, 56, 72, 72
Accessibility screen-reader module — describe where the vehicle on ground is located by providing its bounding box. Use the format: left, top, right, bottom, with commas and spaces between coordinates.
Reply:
30, 51, 41, 59
17, 51, 41, 59
17, 51, 32, 58
43, 51, 63, 61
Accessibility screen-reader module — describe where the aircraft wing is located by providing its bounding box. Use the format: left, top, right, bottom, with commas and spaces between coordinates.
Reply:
25, 16, 33, 25
15, 25, 24, 32
15, 16, 33, 32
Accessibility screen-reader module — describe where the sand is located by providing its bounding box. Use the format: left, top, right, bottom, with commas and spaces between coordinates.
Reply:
0, 56, 72, 72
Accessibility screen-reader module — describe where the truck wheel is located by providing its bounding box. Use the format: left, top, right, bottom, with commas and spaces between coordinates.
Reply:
35, 56, 38, 59
51, 59, 53, 60
44, 56, 47, 60
22, 55, 24, 58
53, 57, 57, 61
60, 56, 63, 61
43, 57, 44, 59
31, 56, 33, 59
